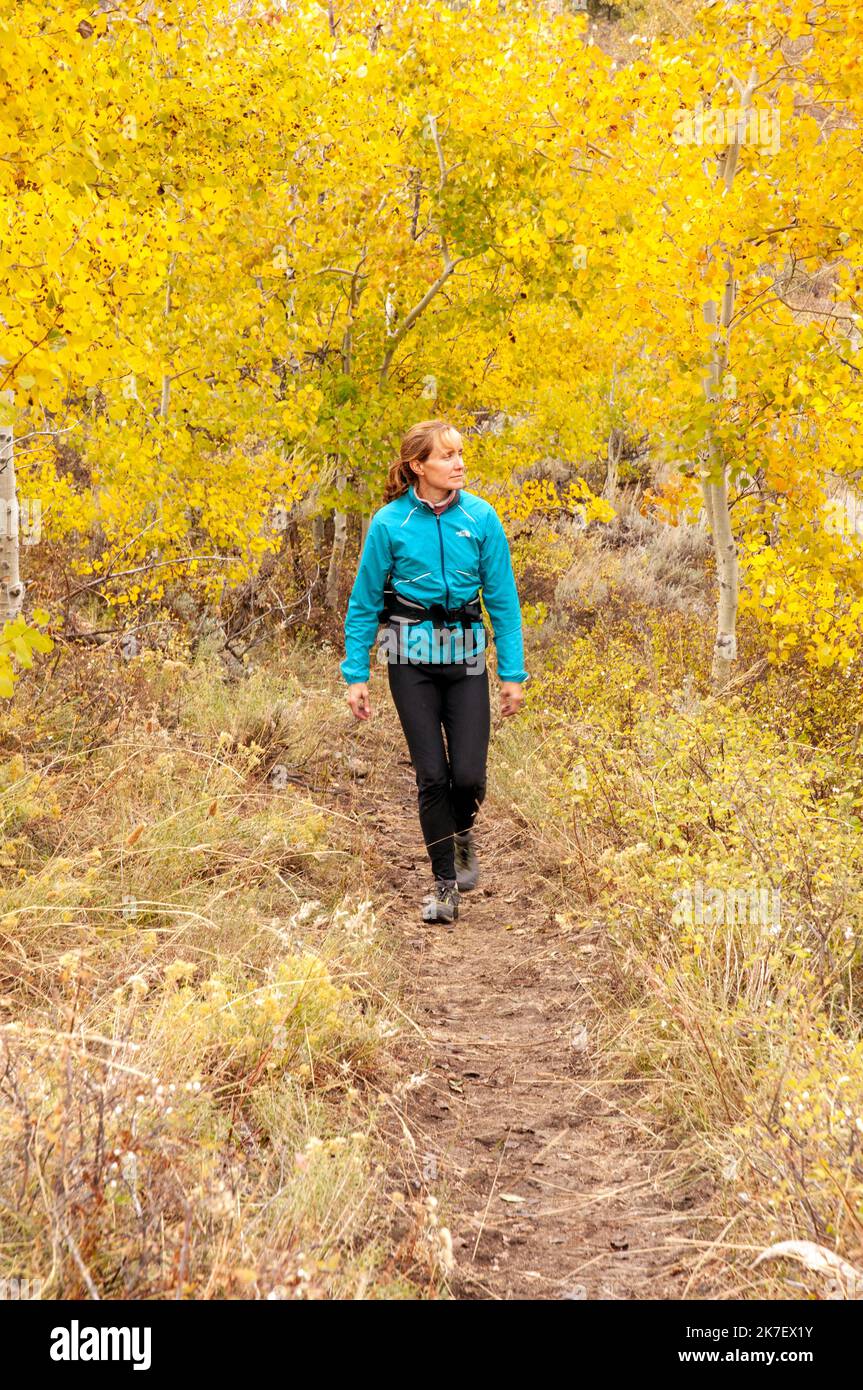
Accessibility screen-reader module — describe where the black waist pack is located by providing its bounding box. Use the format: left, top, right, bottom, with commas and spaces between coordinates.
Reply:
378, 581, 482, 632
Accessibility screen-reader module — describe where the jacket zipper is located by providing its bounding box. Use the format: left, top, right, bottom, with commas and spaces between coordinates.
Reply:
435, 513, 451, 609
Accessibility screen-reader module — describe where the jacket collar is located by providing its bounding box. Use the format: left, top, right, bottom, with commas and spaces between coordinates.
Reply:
407, 481, 460, 514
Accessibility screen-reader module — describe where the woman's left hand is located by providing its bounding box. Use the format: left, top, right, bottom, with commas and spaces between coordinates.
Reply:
499, 681, 525, 717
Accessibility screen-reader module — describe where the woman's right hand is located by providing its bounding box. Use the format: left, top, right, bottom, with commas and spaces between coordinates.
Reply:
346, 682, 371, 720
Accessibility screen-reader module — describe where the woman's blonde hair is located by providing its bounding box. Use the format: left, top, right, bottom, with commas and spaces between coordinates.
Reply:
382, 418, 460, 505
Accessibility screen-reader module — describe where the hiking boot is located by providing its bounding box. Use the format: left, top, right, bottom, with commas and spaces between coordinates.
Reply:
454, 829, 479, 892
421, 876, 460, 925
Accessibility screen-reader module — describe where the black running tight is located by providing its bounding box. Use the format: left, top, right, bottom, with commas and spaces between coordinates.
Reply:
386, 657, 490, 880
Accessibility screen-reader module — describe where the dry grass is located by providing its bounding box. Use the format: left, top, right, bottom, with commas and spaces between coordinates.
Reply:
487, 610, 863, 1298
545, 490, 712, 622
0, 634, 450, 1299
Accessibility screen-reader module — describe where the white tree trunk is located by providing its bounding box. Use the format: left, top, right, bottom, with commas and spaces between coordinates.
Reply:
603, 427, 623, 502
705, 460, 738, 672
160, 251, 177, 421
325, 468, 348, 610
0, 424, 25, 623
700, 68, 756, 689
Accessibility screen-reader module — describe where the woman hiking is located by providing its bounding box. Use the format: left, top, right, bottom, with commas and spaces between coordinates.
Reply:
340, 419, 528, 926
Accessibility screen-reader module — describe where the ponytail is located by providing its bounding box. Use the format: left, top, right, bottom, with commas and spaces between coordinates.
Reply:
381, 418, 460, 505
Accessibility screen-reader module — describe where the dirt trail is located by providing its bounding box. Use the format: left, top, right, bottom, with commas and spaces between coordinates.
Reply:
331, 702, 720, 1301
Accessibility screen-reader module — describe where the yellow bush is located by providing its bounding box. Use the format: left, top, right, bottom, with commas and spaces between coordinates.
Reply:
158, 949, 377, 1089
506, 609, 863, 1286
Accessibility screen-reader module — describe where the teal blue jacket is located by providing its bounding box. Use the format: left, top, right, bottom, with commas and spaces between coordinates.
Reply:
340, 482, 529, 684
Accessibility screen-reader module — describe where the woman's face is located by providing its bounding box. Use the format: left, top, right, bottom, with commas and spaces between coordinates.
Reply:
413, 431, 466, 490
